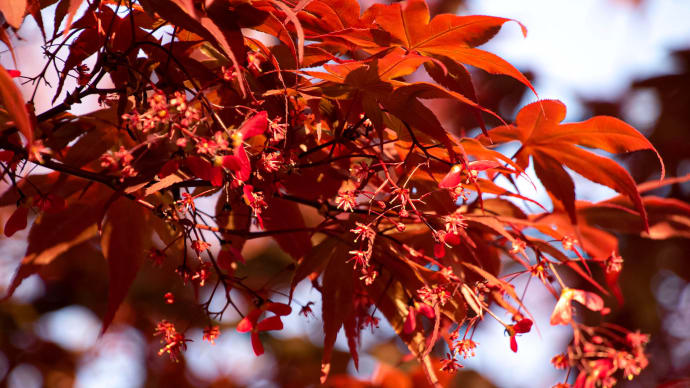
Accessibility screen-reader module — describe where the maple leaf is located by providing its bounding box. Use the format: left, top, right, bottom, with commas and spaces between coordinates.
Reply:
0, 0, 27, 29
484, 99, 664, 229
100, 197, 153, 333
298, 0, 369, 35
320, 238, 358, 383
2, 201, 100, 300
53, 0, 84, 36
261, 196, 312, 260
319, 0, 535, 95
138, 0, 246, 95
579, 175, 690, 240
0, 64, 33, 146
3, 206, 29, 238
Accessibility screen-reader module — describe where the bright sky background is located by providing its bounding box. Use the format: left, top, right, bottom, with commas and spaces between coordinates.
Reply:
2, 0, 690, 387
467, 0, 690, 119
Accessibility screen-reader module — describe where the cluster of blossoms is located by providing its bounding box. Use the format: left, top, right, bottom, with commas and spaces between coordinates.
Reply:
202, 325, 221, 344
352, 287, 380, 332
100, 146, 137, 181
509, 238, 526, 254
604, 253, 624, 274
348, 222, 379, 285
153, 321, 220, 361
441, 331, 479, 372
153, 320, 191, 362
28, 139, 51, 164
148, 248, 167, 267
121, 90, 201, 134
418, 285, 451, 307
434, 163, 649, 384
434, 210, 468, 258
222, 51, 264, 81
550, 329, 649, 388
174, 262, 212, 287
349, 161, 370, 184
335, 190, 358, 212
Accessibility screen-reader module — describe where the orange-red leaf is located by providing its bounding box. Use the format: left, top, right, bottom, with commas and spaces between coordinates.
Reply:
0, 64, 33, 145
239, 111, 268, 139
486, 100, 662, 229
0, 0, 27, 29
325, 0, 535, 94
54, 0, 83, 36
582, 195, 690, 240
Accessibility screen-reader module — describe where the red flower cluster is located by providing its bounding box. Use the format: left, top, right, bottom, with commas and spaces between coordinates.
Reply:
203, 325, 221, 345
154, 320, 191, 362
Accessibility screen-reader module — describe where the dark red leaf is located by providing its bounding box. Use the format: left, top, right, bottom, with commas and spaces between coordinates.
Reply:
100, 197, 152, 333
0, 150, 14, 162
221, 155, 242, 171
262, 196, 312, 259
185, 156, 223, 186
4, 206, 29, 237
418, 304, 435, 319
3, 201, 99, 300
320, 240, 355, 383
54, 0, 83, 36
157, 159, 180, 178
34, 194, 66, 213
